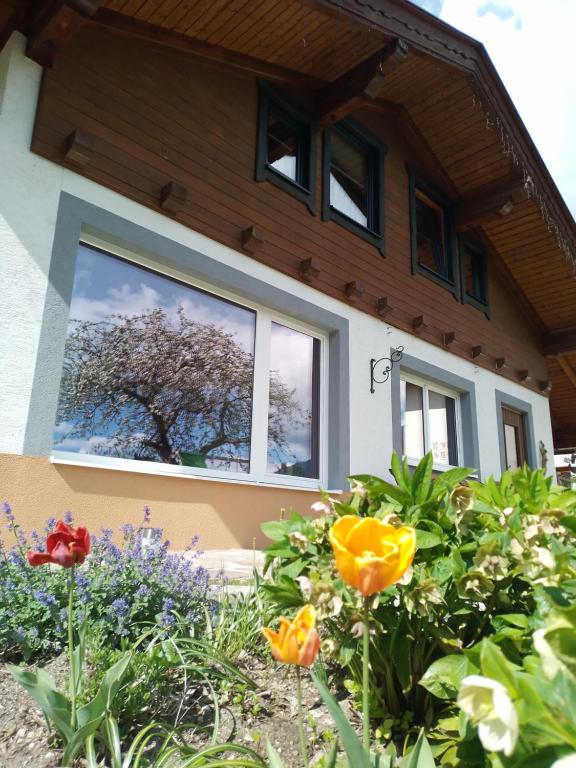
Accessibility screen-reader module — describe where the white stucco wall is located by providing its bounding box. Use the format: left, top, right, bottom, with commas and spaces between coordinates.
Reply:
0, 32, 554, 481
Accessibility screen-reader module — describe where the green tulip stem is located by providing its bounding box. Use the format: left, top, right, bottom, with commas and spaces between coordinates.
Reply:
68, 564, 77, 731
363, 596, 370, 753
296, 666, 309, 768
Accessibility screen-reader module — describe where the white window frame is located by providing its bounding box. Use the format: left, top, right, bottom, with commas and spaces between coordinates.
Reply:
51, 234, 328, 491
400, 372, 463, 471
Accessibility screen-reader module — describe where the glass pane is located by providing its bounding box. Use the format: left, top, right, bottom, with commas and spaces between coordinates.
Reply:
53, 244, 256, 473
463, 246, 486, 303
428, 390, 458, 466
401, 381, 425, 459
268, 104, 299, 182
267, 323, 319, 478
504, 423, 519, 469
330, 131, 369, 227
416, 192, 447, 277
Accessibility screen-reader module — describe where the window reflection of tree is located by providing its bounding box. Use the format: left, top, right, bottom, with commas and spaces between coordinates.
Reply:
56, 306, 302, 471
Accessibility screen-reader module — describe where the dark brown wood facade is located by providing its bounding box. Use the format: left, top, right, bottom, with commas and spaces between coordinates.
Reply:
2, 0, 575, 449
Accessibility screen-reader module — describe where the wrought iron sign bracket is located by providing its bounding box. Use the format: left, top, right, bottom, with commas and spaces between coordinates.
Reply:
370, 347, 404, 393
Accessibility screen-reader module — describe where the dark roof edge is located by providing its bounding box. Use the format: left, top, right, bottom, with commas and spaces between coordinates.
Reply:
322, 0, 576, 272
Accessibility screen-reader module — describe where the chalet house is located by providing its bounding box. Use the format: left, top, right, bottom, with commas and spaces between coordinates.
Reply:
0, 0, 575, 548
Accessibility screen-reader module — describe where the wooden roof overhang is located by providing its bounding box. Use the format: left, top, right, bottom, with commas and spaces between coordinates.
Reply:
2, 0, 575, 450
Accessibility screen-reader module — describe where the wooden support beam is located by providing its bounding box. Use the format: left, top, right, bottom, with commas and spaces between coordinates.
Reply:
557, 355, 576, 391
314, 38, 408, 127
412, 315, 427, 333
442, 331, 456, 348
517, 369, 530, 383
63, 128, 94, 166
538, 380, 552, 394
241, 226, 264, 254
26, 0, 102, 67
375, 296, 392, 317
494, 356, 506, 370
92, 8, 321, 89
345, 280, 364, 303
455, 179, 527, 230
543, 328, 576, 356
299, 257, 321, 282
159, 181, 187, 215
471, 345, 483, 359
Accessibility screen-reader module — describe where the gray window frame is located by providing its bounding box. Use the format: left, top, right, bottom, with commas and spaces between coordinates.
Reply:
391, 352, 480, 474
23, 192, 351, 490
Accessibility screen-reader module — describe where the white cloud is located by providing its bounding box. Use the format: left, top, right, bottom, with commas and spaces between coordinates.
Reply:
70, 282, 162, 323
410, 0, 576, 217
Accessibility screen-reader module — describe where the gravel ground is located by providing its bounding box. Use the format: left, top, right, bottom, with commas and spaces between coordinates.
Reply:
0, 652, 358, 767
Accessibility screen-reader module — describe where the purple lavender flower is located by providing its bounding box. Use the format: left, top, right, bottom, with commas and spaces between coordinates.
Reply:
63, 510, 74, 524
143, 505, 151, 525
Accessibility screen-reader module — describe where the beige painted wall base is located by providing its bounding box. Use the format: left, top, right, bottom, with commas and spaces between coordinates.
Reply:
0, 454, 325, 549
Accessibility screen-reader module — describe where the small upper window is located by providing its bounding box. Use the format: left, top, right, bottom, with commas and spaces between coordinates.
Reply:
322, 121, 385, 254
460, 236, 489, 314
400, 376, 460, 468
256, 82, 315, 212
408, 167, 456, 293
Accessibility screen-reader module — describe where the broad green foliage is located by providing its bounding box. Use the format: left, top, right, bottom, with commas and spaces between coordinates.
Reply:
261, 455, 576, 752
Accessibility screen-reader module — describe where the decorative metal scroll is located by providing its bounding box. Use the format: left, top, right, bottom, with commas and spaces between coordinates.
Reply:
370, 347, 404, 394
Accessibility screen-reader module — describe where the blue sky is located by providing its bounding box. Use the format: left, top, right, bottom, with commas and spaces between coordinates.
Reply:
410, 0, 576, 218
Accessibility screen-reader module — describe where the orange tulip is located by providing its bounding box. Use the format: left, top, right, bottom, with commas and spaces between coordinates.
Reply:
262, 604, 320, 667
329, 516, 416, 596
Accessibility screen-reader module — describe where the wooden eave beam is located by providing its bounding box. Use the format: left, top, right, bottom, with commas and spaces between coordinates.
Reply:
314, 37, 409, 127
91, 8, 322, 89
26, 0, 102, 67
455, 179, 527, 230
543, 328, 576, 357
0, 0, 32, 50
557, 355, 576, 391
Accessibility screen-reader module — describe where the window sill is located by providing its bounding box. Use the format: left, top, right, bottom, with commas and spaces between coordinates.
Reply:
405, 458, 478, 477
325, 207, 384, 255
50, 454, 341, 494
413, 263, 458, 297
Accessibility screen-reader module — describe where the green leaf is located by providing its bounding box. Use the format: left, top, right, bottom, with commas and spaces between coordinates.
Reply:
432, 467, 474, 493
77, 652, 132, 728
416, 530, 442, 550
278, 557, 307, 579
261, 521, 289, 542
419, 655, 477, 700
391, 453, 409, 492
266, 740, 287, 768
311, 669, 371, 768
412, 453, 433, 504
7, 665, 72, 742
479, 640, 518, 695
401, 730, 436, 768
560, 516, 576, 535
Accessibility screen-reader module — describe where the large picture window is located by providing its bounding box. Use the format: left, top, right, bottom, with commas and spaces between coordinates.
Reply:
400, 375, 460, 468
52, 242, 324, 486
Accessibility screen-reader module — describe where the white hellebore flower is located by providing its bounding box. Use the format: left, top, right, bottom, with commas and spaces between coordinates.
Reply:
457, 675, 519, 757
551, 755, 576, 768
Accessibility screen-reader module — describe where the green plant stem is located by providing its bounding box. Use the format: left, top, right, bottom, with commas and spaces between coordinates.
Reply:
68, 564, 77, 730
362, 596, 370, 754
296, 666, 309, 768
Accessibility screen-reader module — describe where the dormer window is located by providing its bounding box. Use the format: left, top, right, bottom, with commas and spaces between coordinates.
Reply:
408, 167, 456, 294
256, 82, 315, 213
322, 120, 386, 254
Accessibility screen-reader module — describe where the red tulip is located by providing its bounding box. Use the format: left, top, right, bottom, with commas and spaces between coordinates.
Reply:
27, 521, 90, 568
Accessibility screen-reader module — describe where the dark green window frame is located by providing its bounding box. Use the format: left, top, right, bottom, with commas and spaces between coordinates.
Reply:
459, 234, 490, 317
255, 81, 316, 214
322, 119, 386, 255
407, 165, 458, 297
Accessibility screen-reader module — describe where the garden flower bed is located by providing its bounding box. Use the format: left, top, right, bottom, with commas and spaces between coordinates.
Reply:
2, 454, 576, 767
